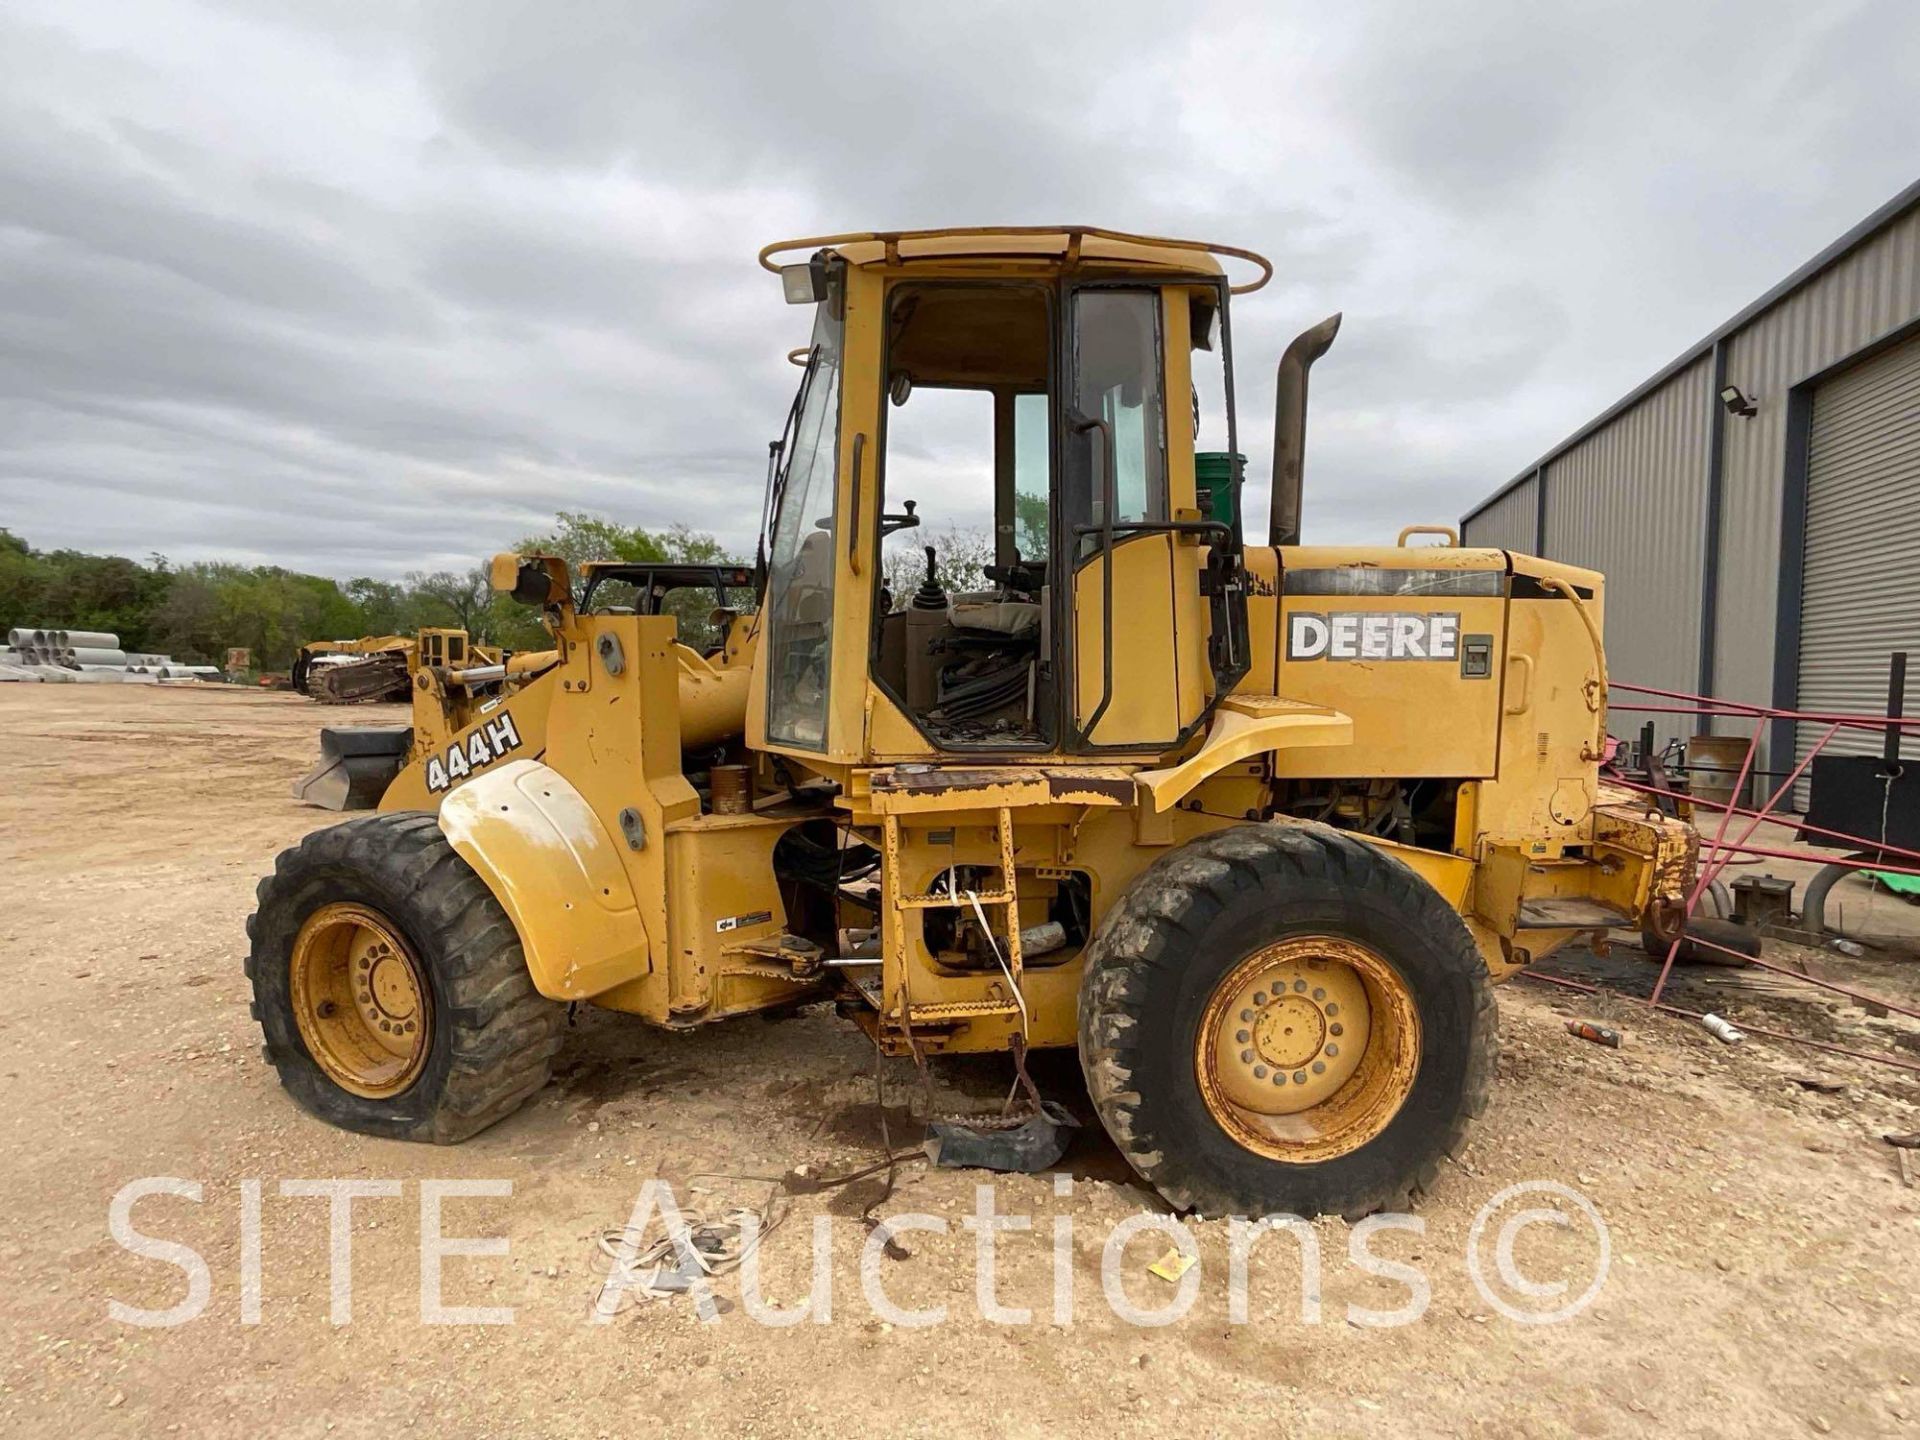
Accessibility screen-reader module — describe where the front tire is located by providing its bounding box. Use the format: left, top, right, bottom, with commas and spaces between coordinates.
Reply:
245, 813, 564, 1142
1079, 823, 1495, 1218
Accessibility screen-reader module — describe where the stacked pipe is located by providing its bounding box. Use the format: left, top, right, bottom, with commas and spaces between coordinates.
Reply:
0, 626, 221, 685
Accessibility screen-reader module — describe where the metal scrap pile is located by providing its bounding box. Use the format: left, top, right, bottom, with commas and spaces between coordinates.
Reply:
0, 628, 222, 686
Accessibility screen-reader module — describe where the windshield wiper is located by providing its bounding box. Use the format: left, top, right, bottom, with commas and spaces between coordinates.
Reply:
756, 343, 820, 585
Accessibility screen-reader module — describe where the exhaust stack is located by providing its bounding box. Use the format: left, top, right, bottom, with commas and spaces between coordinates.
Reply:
1269, 312, 1343, 547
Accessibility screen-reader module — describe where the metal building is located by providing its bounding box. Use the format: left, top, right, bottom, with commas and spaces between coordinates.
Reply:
1461, 180, 1920, 796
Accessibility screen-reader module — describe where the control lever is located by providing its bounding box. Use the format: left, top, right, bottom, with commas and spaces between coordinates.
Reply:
982, 562, 1042, 595
880, 498, 922, 538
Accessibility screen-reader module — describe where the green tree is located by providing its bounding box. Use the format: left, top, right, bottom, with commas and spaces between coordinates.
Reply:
343, 577, 410, 635
406, 568, 493, 637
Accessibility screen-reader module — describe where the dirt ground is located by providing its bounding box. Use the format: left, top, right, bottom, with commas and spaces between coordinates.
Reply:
4, 684, 1920, 1439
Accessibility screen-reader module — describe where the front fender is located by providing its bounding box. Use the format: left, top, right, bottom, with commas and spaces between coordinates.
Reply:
438, 759, 652, 1000
1133, 694, 1352, 813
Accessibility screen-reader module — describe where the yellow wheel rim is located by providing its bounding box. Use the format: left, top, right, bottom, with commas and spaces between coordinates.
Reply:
289, 902, 431, 1099
1195, 936, 1420, 1164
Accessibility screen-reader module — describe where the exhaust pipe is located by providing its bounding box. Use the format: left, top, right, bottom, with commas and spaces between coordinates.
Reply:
1269, 312, 1343, 547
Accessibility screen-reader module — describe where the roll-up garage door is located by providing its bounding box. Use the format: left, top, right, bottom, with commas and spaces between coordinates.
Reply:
1795, 334, 1920, 809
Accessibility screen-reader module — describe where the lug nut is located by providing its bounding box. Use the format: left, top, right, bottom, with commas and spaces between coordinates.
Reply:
1235, 1029, 1250, 1044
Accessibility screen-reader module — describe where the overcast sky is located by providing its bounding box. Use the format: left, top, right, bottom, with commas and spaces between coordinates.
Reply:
1, 0, 1915, 580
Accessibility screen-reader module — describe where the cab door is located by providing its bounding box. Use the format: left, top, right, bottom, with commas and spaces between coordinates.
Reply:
1063, 285, 1210, 750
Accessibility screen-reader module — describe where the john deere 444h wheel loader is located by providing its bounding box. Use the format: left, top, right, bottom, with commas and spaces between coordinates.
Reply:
247, 227, 1696, 1218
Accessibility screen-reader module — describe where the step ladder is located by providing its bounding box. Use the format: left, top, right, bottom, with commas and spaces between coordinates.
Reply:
880, 805, 1025, 1028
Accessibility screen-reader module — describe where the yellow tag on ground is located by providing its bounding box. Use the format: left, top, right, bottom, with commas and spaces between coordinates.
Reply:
1147, 1248, 1195, 1283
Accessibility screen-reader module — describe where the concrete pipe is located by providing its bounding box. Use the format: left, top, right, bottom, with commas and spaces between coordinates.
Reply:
5, 630, 28, 649
65, 647, 128, 666
53, 630, 119, 649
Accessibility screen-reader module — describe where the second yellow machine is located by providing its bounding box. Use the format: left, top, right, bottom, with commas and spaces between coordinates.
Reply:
247, 227, 1695, 1218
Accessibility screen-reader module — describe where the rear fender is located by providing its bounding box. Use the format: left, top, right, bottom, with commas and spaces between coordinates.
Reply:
438, 759, 651, 1000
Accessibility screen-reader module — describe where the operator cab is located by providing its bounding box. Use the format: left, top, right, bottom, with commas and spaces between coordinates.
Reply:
871, 283, 1052, 746
755, 228, 1263, 760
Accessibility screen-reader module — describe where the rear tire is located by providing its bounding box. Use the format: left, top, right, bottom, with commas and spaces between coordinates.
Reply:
245, 813, 564, 1142
1079, 822, 1496, 1218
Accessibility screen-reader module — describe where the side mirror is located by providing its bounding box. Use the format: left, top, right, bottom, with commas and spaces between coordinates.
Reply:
490, 551, 564, 608
511, 565, 553, 608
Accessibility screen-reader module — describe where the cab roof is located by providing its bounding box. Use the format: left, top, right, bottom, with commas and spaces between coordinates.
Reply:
759, 226, 1271, 294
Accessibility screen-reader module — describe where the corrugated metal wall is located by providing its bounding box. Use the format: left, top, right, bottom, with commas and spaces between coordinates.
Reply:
1541, 356, 1713, 749
1460, 474, 1537, 551
1712, 204, 1920, 712
1461, 186, 1920, 779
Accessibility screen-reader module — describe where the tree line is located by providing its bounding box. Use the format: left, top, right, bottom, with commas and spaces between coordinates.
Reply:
0, 514, 728, 671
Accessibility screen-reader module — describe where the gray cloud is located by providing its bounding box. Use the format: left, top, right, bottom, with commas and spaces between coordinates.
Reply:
1, 0, 1916, 578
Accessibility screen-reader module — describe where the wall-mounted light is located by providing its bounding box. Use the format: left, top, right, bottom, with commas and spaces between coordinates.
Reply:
1719, 384, 1758, 418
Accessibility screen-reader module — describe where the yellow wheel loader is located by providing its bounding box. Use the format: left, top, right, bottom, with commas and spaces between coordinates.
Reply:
247, 228, 1696, 1217
287, 570, 755, 810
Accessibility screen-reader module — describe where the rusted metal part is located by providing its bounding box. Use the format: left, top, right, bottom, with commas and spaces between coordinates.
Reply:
1649, 725, 1778, 1007
312, 653, 411, 705
1194, 935, 1420, 1163
710, 764, 752, 815
864, 765, 1137, 818
869, 764, 1135, 804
